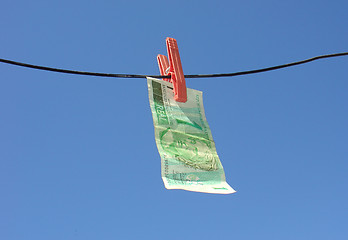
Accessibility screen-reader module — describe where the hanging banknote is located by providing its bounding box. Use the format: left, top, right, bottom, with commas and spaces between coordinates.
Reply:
147, 77, 235, 194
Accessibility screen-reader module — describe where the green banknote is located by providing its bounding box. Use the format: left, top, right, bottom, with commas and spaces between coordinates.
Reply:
147, 77, 235, 194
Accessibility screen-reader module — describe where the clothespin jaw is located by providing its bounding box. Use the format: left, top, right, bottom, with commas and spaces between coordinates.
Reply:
157, 37, 187, 103
157, 55, 170, 82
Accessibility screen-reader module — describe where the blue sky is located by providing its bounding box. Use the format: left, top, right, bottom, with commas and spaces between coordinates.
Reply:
1, 0, 347, 239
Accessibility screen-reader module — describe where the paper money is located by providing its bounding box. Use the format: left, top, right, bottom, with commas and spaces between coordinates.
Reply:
147, 77, 235, 194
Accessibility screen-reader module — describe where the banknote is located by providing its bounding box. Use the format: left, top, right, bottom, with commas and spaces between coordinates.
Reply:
147, 77, 235, 194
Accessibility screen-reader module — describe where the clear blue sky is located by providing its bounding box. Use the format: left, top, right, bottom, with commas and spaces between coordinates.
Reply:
1, 0, 347, 239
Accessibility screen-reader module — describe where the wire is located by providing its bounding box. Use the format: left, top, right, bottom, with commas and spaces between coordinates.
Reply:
185, 52, 348, 78
0, 58, 167, 79
0, 52, 347, 79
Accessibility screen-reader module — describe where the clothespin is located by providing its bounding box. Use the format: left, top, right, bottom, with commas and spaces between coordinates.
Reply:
157, 37, 187, 103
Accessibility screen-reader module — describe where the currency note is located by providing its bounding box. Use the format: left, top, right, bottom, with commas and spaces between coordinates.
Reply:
147, 77, 235, 194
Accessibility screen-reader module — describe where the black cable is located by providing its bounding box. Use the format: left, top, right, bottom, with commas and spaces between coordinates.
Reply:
185, 52, 348, 78
0, 58, 168, 79
0, 52, 347, 79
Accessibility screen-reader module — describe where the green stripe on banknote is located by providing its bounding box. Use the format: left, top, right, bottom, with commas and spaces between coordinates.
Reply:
152, 81, 169, 125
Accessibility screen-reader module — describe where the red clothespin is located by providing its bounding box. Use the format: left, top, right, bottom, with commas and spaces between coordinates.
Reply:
157, 37, 187, 102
